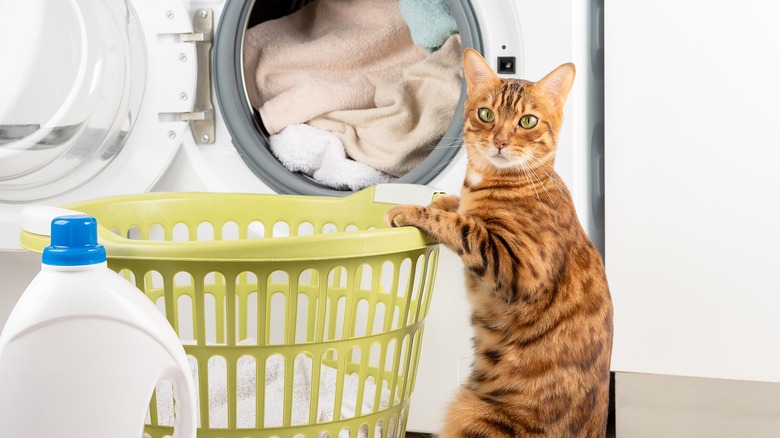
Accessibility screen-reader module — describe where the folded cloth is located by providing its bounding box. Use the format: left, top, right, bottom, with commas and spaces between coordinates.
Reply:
308, 35, 463, 177
156, 350, 391, 437
243, 0, 427, 135
270, 124, 396, 191
399, 0, 459, 51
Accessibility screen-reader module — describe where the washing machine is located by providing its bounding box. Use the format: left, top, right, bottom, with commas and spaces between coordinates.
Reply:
0, 0, 603, 433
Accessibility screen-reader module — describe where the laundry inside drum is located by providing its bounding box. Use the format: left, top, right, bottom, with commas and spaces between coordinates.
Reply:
240, 0, 466, 192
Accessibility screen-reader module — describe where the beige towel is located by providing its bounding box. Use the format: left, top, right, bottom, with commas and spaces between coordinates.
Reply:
309, 35, 463, 177
243, 0, 427, 135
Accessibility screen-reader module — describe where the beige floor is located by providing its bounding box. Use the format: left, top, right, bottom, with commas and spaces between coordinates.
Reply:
616, 372, 780, 438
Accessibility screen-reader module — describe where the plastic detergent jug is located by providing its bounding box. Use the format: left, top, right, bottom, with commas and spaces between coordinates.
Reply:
0, 214, 196, 438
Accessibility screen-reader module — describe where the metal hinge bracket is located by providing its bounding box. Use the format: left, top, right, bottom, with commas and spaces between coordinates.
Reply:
179, 9, 215, 144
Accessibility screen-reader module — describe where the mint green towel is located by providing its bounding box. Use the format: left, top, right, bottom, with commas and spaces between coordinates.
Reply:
400, 0, 459, 51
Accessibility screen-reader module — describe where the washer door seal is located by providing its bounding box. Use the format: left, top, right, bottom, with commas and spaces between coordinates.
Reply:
214, 0, 482, 196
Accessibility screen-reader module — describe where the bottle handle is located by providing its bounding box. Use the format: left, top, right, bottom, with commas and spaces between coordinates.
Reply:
162, 362, 198, 438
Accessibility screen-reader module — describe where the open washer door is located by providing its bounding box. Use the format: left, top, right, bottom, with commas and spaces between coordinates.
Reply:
0, 0, 202, 249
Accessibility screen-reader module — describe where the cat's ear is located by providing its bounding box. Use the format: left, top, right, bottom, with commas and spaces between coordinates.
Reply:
463, 48, 500, 94
535, 63, 576, 108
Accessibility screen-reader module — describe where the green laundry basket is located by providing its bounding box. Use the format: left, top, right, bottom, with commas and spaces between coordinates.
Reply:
21, 184, 442, 438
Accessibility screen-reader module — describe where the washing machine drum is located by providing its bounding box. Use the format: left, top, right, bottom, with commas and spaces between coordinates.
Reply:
215, 0, 481, 196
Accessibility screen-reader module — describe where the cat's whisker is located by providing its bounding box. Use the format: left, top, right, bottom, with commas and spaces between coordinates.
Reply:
534, 169, 556, 207
427, 160, 456, 175
429, 148, 470, 173
521, 154, 558, 206
518, 160, 542, 203
523, 154, 550, 180
526, 153, 565, 197
471, 152, 488, 169
473, 153, 494, 175
434, 138, 465, 150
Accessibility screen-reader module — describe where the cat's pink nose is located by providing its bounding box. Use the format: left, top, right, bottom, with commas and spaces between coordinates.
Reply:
494, 137, 508, 150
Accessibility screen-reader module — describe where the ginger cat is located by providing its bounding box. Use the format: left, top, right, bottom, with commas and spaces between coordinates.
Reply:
386, 49, 613, 437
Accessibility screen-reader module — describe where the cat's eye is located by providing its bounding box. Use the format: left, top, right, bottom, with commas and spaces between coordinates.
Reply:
477, 108, 495, 123
519, 114, 539, 129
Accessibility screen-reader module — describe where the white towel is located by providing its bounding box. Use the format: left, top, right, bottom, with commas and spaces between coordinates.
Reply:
155, 349, 391, 437
269, 124, 396, 191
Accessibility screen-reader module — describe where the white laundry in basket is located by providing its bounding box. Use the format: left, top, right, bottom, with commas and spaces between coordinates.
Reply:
155, 344, 393, 437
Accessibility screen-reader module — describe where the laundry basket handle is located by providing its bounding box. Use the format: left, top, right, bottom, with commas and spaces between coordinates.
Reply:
22, 205, 87, 237
373, 183, 445, 205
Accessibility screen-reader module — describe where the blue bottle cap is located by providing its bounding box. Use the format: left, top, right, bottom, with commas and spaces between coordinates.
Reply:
42, 215, 107, 266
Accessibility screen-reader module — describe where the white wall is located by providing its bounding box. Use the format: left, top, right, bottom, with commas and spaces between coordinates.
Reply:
606, 0, 780, 382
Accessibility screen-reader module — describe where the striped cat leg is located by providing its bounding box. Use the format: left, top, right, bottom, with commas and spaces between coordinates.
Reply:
386, 205, 546, 305
385, 205, 491, 273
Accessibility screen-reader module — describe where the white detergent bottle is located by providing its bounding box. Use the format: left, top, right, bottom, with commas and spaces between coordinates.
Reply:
0, 215, 197, 438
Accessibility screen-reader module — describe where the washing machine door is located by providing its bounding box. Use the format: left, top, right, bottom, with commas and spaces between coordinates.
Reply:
0, 0, 202, 249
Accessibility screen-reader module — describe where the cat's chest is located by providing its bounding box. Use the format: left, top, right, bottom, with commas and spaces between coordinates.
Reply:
459, 174, 519, 215
459, 172, 483, 213
458, 189, 477, 215
465, 171, 484, 188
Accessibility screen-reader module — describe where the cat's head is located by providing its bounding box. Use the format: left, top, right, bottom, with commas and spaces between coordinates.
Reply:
462, 48, 575, 175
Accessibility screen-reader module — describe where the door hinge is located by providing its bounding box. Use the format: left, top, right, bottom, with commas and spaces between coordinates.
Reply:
179, 9, 214, 144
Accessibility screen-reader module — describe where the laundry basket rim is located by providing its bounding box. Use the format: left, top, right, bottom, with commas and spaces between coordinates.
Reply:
20, 186, 440, 261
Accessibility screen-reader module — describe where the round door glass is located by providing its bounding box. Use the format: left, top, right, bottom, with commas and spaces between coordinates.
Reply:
0, 0, 145, 203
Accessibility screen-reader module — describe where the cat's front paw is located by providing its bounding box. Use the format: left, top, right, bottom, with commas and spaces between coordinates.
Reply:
385, 205, 426, 228
429, 194, 460, 212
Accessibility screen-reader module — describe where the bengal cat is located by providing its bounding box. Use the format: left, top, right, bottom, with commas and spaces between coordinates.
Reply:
385, 49, 613, 437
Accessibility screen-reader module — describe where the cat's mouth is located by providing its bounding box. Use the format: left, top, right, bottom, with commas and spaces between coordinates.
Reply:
486, 150, 519, 168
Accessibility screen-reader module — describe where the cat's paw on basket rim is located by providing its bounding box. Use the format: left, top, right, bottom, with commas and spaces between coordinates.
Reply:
385, 205, 427, 228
